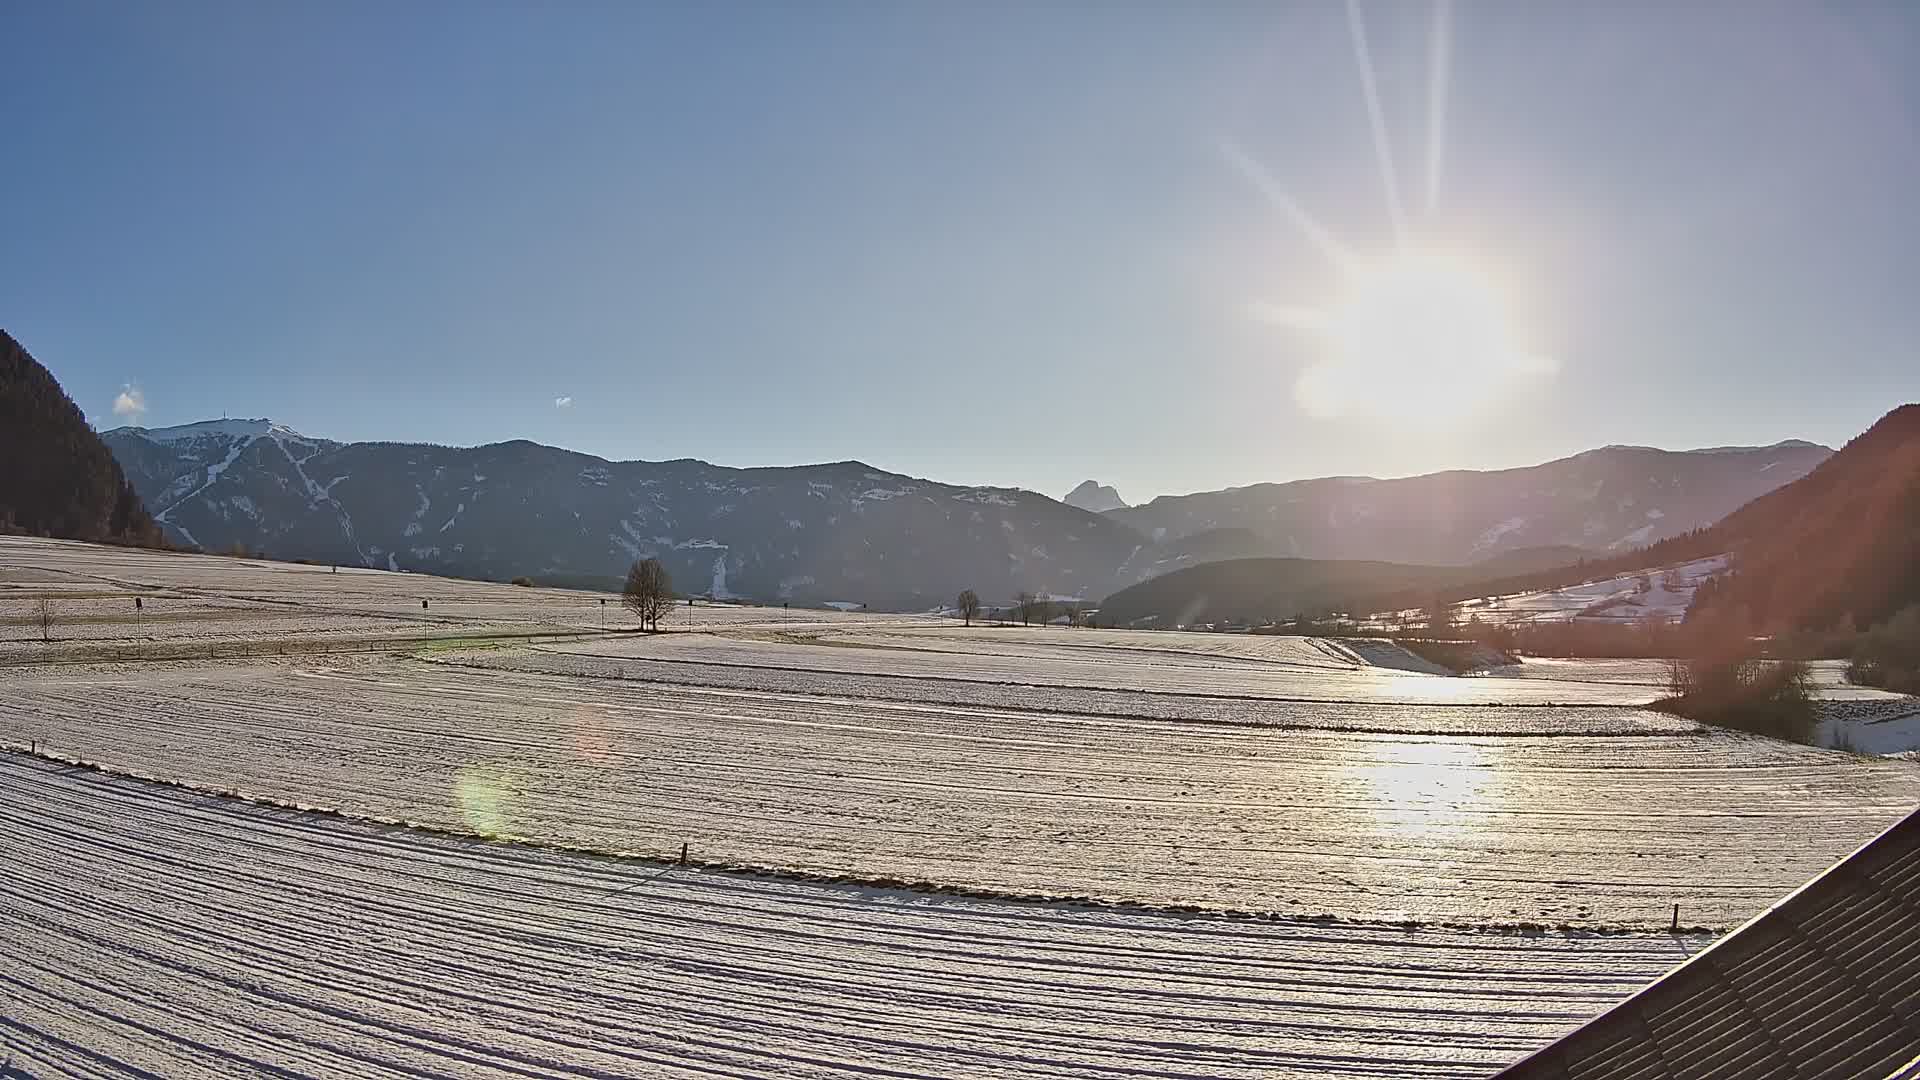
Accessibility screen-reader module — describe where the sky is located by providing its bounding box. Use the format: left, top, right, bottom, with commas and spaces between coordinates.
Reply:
3, 1, 1917, 503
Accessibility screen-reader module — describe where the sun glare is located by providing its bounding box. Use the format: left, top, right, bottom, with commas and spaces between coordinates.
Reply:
1230, 1, 1555, 427
1293, 253, 1551, 423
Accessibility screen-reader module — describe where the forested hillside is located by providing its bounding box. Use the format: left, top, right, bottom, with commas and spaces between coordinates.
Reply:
0, 331, 164, 547
1096, 557, 1470, 628
1692, 404, 1920, 631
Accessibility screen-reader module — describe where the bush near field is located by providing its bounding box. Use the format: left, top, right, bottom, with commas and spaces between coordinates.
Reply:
1653, 651, 1817, 744
1846, 606, 1920, 694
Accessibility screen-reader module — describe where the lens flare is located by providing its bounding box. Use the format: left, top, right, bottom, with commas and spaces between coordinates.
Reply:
454, 764, 519, 836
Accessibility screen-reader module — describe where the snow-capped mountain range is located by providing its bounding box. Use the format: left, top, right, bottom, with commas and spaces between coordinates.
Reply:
102, 420, 1830, 607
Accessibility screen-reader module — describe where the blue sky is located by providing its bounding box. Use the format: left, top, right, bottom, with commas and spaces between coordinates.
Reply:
4, 2, 1916, 502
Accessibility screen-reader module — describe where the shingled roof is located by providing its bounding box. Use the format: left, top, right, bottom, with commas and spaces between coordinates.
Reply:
1494, 805, 1920, 1080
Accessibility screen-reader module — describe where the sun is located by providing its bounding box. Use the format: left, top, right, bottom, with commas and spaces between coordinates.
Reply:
1289, 253, 1552, 423
1227, 0, 1556, 426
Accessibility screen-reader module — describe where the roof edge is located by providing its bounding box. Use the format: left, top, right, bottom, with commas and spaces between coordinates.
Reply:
1491, 800, 1920, 1077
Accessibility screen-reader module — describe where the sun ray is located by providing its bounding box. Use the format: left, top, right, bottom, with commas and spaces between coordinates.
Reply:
1425, 0, 1451, 213
1345, 0, 1406, 246
1246, 301, 1332, 331
1220, 139, 1356, 272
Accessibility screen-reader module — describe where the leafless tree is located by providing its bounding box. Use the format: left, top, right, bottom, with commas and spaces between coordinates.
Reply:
1061, 604, 1083, 628
1013, 591, 1036, 626
35, 598, 54, 643
623, 558, 675, 631
957, 589, 980, 627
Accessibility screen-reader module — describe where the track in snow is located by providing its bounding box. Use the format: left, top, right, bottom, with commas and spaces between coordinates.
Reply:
0, 753, 1701, 1080
543, 633, 1658, 707
7, 656, 1917, 928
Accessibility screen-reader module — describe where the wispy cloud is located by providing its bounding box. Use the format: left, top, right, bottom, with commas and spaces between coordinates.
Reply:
553, 395, 573, 409
112, 384, 147, 422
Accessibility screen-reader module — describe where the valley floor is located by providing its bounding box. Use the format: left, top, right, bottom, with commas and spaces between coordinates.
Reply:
4, 535, 1918, 1077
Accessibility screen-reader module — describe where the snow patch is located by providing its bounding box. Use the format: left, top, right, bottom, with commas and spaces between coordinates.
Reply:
953, 490, 1017, 507
134, 418, 286, 443
1472, 516, 1530, 554
1614, 524, 1657, 548
157, 431, 261, 526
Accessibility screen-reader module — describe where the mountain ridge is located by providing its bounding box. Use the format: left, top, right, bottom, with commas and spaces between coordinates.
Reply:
102, 418, 1830, 609
1106, 441, 1832, 564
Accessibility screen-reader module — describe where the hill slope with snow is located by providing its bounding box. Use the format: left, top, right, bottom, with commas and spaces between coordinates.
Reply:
103, 422, 1143, 607
1107, 442, 1830, 565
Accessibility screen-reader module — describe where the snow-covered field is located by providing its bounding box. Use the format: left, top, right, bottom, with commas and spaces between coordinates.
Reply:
6, 536, 1920, 1076
550, 632, 1658, 706
0, 537, 936, 661
7, 653, 1918, 929
0, 754, 1704, 1079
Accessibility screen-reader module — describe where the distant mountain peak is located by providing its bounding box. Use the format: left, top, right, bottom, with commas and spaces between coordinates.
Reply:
114, 418, 310, 444
1064, 480, 1127, 513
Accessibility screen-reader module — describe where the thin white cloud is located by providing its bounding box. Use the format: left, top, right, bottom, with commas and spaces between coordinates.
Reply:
553, 395, 573, 409
112, 384, 147, 422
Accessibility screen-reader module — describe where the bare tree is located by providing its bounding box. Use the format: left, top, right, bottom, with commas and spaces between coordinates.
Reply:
1061, 603, 1083, 628
957, 589, 980, 627
34, 598, 54, 643
1013, 591, 1036, 626
623, 558, 675, 631
1423, 596, 1454, 637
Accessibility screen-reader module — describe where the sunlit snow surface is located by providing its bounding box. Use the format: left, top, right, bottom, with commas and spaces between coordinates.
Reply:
4, 535, 1920, 1078
1, 754, 1708, 1079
